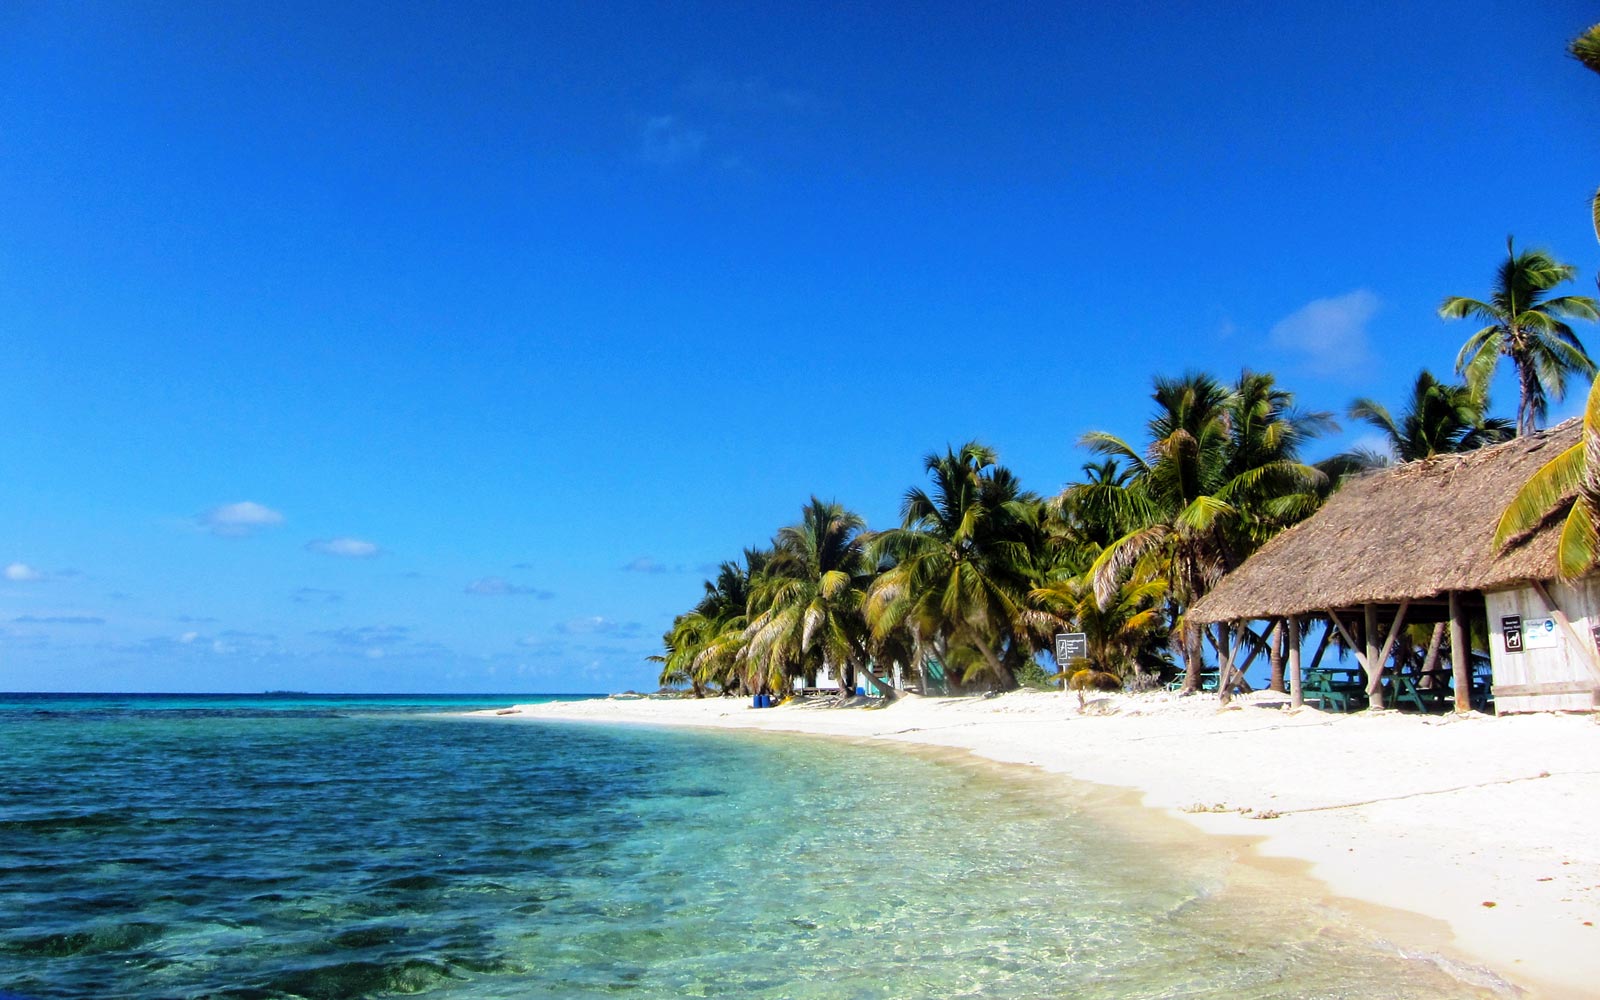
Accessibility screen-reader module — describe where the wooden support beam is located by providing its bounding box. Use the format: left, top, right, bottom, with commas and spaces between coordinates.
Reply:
1287, 615, 1303, 708
1328, 610, 1364, 669
1449, 590, 1471, 714
1216, 622, 1242, 703
1218, 620, 1265, 698
1366, 600, 1410, 707
1364, 603, 1382, 709
1306, 619, 1334, 673
1420, 621, 1446, 681
1528, 580, 1600, 682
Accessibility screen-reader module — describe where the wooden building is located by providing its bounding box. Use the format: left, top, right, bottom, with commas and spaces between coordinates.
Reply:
1189, 419, 1600, 714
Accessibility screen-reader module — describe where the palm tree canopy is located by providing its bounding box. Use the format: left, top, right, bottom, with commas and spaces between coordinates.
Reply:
1571, 22, 1600, 75
866, 442, 1041, 689
1495, 376, 1600, 579
1441, 238, 1599, 435
1343, 370, 1513, 466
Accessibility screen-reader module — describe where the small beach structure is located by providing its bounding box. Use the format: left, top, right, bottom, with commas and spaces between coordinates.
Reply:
1189, 419, 1600, 714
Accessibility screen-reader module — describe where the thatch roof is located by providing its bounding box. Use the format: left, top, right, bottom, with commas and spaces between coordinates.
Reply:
1189, 419, 1581, 624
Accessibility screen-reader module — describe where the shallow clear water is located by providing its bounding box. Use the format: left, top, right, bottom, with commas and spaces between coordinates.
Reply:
0, 695, 1494, 999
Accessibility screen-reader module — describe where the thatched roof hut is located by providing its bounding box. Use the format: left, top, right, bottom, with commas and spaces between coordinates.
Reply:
1190, 418, 1579, 626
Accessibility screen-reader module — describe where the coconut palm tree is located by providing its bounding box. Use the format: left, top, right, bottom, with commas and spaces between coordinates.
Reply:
651, 550, 768, 695
1440, 239, 1599, 436
1065, 372, 1329, 693
1571, 22, 1600, 75
1495, 375, 1600, 578
1340, 370, 1514, 467
745, 498, 900, 700
1028, 573, 1171, 685
867, 443, 1040, 691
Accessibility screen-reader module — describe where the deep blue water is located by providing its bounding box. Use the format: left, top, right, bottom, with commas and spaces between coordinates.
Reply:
0, 694, 1495, 999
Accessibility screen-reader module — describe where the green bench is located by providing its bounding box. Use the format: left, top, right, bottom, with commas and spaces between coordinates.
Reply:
1303, 669, 1367, 712
1390, 674, 1455, 713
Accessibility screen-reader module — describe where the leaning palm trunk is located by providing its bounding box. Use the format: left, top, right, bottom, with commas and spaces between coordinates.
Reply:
852, 657, 902, 702
1181, 625, 1204, 694
963, 626, 1019, 691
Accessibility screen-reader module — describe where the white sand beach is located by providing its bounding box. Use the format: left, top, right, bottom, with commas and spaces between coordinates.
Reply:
477, 691, 1600, 999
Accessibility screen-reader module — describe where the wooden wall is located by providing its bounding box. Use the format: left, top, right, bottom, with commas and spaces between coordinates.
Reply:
1484, 579, 1600, 714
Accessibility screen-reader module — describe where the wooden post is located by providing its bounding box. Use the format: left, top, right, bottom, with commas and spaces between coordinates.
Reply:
1328, 609, 1362, 667
1287, 615, 1303, 708
1364, 603, 1382, 710
1216, 622, 1241, 703
1307, 619, 1334, 672
1448, 590, 1470, 713
1372, 601, 1409, 706
1420, 621, 1445, 685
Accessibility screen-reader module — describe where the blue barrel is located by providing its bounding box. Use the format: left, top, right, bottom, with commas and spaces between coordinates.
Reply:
753, 694, 762, 708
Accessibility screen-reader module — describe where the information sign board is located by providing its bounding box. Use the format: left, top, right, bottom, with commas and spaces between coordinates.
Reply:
1054, 632, 1087, 666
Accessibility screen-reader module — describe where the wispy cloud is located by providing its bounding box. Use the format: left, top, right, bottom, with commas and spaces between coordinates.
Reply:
639, 115, 706, 166
306, 537, 382, 558
621, 556, 673, 574
13, 614, 105, 625
681, 72, 817, 113
5, 562, 44, 582
316, 624, 411, 647
557, 616, 643, 638
516, 636, 567, 657
465, 577, 554, 598
292, 587, 343, 604
313, 624, 413, 659
1269, 289, 1379, 377
196, 501, 284, 538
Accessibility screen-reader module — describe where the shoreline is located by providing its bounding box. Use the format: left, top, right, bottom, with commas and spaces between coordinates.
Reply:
472, 689, 1600, 999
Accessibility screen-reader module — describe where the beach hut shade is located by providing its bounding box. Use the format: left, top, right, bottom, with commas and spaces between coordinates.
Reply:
1189, 419, 1582, 625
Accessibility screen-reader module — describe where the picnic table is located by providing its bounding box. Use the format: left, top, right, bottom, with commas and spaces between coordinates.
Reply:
1303, 667, 1367, 712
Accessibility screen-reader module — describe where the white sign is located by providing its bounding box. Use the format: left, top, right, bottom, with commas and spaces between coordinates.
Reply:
1523, 616, 1561, 650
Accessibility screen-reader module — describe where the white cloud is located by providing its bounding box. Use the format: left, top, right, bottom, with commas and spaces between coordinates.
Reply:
306, 537, 381, 558
622, 556, 672, 574
640, 115, 705, 166
681, 73, 818, 113
197, 501, 284, 537
179, 631, 200, 644
465, 576, 554, 598
5, 562, 43, 581
1268, 289, 1379, 377
558, 616, 643, 637
13, 614, 104, 625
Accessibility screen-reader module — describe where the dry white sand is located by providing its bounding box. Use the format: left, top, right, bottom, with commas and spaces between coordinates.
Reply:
474, 690, 1600, 998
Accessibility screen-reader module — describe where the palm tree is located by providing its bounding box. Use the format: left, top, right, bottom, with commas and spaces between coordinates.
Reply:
1495, 375, 1600, 579
744, 498, 900, 700
867, 443, 1040, 691
1341, 370, 1513, 467
1573, 24, 1600, 253
651, 550, 768, 696
1571, 23, 1600, 75
1028, 573, 1171, 685
1065, 372, 1328, 693
1440, 239, 1599, 436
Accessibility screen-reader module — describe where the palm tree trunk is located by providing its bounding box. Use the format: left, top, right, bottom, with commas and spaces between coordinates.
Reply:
1420, 622, 1445, 687
964, 627, 1019, 691
1182, 624, 1203, 694
853, 656, 902, 702
1517, 349, 1542, 436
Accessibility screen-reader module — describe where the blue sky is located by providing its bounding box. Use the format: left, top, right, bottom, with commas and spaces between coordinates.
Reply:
3, 2, 1598, 692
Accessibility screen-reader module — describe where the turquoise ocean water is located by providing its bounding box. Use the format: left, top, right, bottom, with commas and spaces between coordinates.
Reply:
0, 694, 1497, 999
